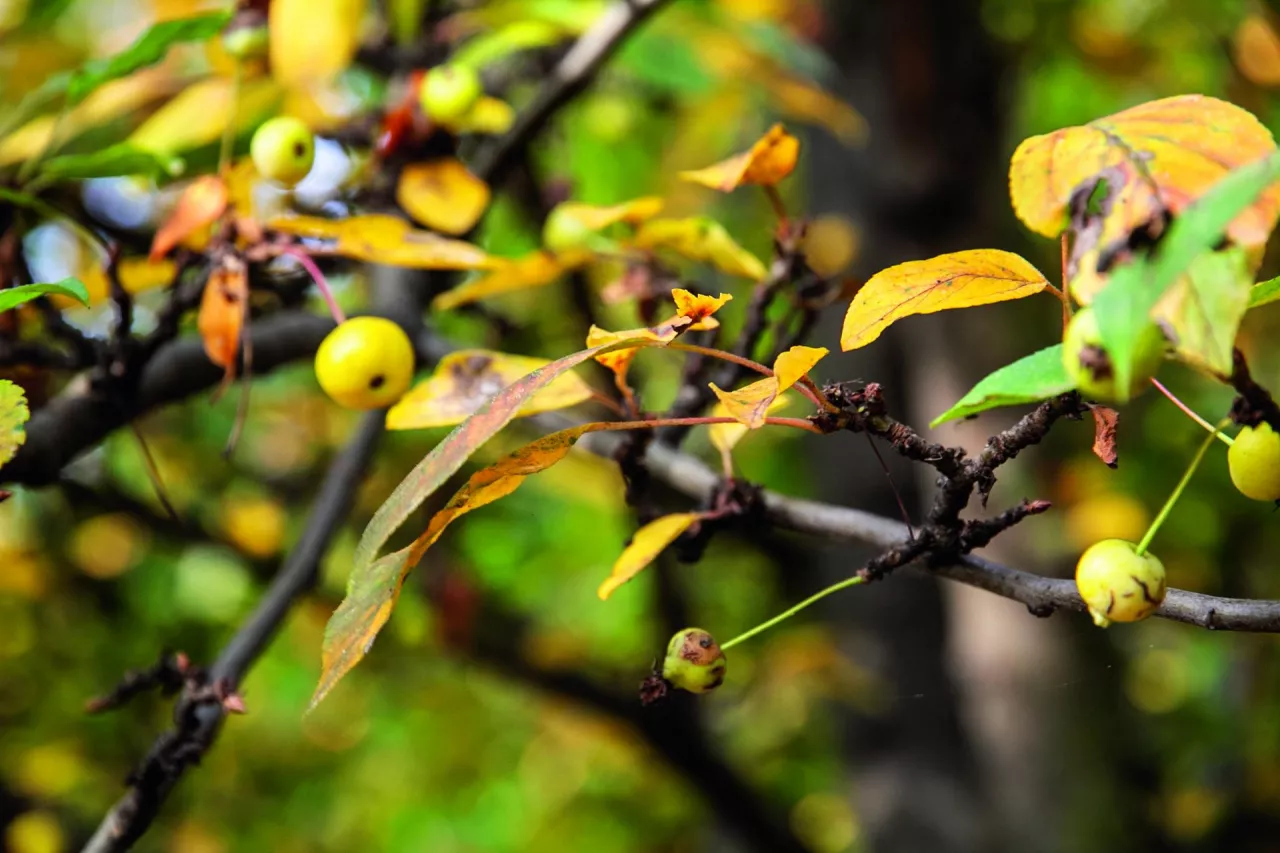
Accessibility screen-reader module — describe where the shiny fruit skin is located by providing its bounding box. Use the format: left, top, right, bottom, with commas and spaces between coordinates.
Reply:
420, 64, 483, 125
250, 116, 315, 187
314, 317, 415, 410
662, 628, 727, 693
1062, 307, 1166, 403
1228, 422, 1280, 501
1075, 539, 1166, 627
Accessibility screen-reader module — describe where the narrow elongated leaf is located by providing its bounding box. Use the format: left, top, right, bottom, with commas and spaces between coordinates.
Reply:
842, 249, 1048, 350
270, 215, 497, 271
35, 144, 183, 182
197, 258, 249, 381
431, 250, 590, 310
931, 344, 1073, 427
0, 279, 89, 313
1250, 276, 1280, 308
67, 13, 231, 104
598, 513, 701, 600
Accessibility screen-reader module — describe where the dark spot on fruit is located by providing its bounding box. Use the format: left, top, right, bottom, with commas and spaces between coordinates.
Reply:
1132, 575, 1158, 605
1106, 590, 1115, 615
699, 637, 711, 648
293, 141, 307, 159
1080, 344, 1113, 381
368, 374, 386, 390
679, 630, 722, 665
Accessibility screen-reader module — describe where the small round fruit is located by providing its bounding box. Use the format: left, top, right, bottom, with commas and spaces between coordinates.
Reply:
250, 117, 315, 187
1228, 421, 1280, 501
662, 628, 727, 694
542, 203, 597, 253
314, 317, 415, 410
1062, 307, 1167, 403
1075, 539, 1167, 628
221, 18, 269, 60
420, 64, 483, 125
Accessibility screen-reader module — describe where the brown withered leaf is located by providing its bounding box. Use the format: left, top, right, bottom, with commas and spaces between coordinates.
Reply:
1089, 404, 1120, 468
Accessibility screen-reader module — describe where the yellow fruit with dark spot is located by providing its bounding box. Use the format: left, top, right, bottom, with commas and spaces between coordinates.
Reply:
1075, 539, 1166, 627
1228, 422, 1280, 501
1062, 306, 1166, 403
314, 317, 415, 410
420, 64, 483, 125
662, 627, 726, 693
250, 116, 315, 186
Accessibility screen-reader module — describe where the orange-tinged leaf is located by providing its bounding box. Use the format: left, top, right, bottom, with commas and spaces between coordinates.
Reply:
150, 175, 227, 261
313, 424, 596, 709
841, 249, 1048, 350
350, 334, 674, 577
709, 377, 779, 429
386, 349, 595, 430
586, 321, 685, 383
555, 197, 664, 231
764, 74, 867, 146
269, 215, 498, 270
710, 392, 790, 454
396, 159, 491, 236
678, 123, 799, 191
431, 250, 591, 310
448, 95, 515, 134
1009, 95, 1279, 248
672, 288, 731, 330
597, 513, 701, 600
633, 217, 767, 280
270, 0, 366, 86
197, 256, 248, 379
1235, 15, 1280, 88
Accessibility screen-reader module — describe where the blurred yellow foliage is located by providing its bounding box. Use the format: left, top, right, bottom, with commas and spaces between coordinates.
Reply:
221, 495, 288, 558
70, 513, 149, 579
4, 811, 64, 853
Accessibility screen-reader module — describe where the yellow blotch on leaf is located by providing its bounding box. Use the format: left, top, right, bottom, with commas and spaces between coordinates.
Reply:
431, 250, 591, 310
802, 214, 860, 277
679, 123, 799, 191
633, 217, 767, 280
221, 495, 288, 559
841, 249, 1048, 350
396, 159, 491, 236
5, 811, 64, 853
386, 350, 594, 430
671, 288, 732, 330
709, 345, 826, 429
598, 513, 701, 600
70, 514, 148, 579
269, 214, 497, 271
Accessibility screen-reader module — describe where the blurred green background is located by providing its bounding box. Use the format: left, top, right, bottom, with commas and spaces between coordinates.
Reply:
5, 1, 1280, 851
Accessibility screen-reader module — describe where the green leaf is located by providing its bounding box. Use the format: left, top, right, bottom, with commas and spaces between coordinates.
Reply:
66, 13, 231, 105
35, 144, 184, 182
0, 278, 90, 313
931, 344, 1074, 427
0, 380, 30, 470
452, 20, 565, 70
1094, 150, 1280, 394
1159, 246, 1253, 376
1249, 276, 1280, 308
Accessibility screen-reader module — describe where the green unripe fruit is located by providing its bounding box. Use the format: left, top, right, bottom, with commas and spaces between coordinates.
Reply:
221, 21, 269, 60
420, 64, 483, 125
1075, 539, 1166, 628
661, 628, 726, 694
1228, 422, 1280, 501
250, 117, 315, 187
1062, 306, 1166, 403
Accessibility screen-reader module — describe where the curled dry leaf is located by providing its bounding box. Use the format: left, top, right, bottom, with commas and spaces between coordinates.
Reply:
841, 249, 1048, 351
386, 349, 594, 430
679, 123, 799, 191
710, 345, 827, 429
431, 250, 592, 311
197, 256, 249, 381
1090, 404, 1120, 468
671, 288, 732, 330
598, 513, 702, 600
396, 159, 491, 236
150, 175, 228, 261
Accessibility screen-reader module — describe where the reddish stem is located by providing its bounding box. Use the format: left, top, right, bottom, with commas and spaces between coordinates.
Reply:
667, 341, 830, 410
279, 245, 346, 325
593, 415, 823, 434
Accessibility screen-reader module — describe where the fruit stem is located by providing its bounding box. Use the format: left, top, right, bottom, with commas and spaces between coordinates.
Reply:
1135, 416, 1230, 556
279, 246, 346, 325
721, 576, 866, 651
1149, 378, 1234, 446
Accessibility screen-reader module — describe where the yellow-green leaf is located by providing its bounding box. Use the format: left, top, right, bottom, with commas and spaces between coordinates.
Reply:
633, 217, 766, 280
598, 513, 701, 600
431, 250, 591, 310
0, 380, 30, 470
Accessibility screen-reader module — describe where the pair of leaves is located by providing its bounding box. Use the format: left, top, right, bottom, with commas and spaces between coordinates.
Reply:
0, 278, 89, 314
710, 345, 826, 428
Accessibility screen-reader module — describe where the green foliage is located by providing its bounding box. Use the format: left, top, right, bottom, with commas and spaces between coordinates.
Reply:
931, 344, 1074, 426
0, 278, 88, 313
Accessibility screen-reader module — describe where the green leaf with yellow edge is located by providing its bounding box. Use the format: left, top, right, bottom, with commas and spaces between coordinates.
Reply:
66, 12, 230, 104
678, 123, 799, 191
709, 345, 826, 429
597, 512, 702, 600
841, 249, 1048, 351
931, 344, 1073, 427
386, 349, 595, 430
0, 380, 30, 470
396, 159, 491, 236
431, 250, 591, 310
633, 217, 767, 280
1250, 276, 1280, 308
0, 278, 89, 313
269, 215, 498, 271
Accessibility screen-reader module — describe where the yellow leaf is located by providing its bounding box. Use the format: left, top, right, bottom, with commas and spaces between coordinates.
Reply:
841, 249, 1048, 350
431, 250, 591, 310
598, 513, 701, 600
709, 376, 779, 429
773, 345, 828, 390
671, 288, 731, 330
396, 159, 491, 236
387, 349, 595, 430
633, 217, 767, 280
554, 197, 664, 231
150, 175, 227, 261
678, 123, 799, 191
130, 77, 283, 155
764, 75, 867, 146
1009, 95, 1279, 249
1234, 15, 1280, 88
448, 95, 516, 134
269, 214, 498, 270
586, 321, 685, 384
270, 0, 366, 87
710, 392, 790, 454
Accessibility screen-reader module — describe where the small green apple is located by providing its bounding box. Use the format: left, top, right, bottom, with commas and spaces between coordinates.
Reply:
250, 116, 315, 187
420, 64, 483, 125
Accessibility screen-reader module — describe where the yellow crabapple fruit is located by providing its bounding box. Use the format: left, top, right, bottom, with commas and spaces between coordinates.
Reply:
1075, 538, 1166, 628
1228, 421, 1280, 501
250, 117, 315, 187
314, 317, 415, 410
